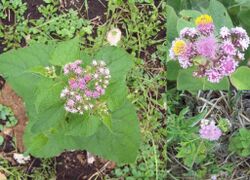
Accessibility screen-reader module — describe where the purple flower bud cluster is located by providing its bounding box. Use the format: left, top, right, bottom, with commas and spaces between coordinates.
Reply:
199, 120, 222, 141
60, 60, 111, 114
169, 14, 250, 83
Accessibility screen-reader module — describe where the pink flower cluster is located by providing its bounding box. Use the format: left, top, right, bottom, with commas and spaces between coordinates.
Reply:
169, 15, 250, 83
199, 120, 222, 141
60, 60, 111, 114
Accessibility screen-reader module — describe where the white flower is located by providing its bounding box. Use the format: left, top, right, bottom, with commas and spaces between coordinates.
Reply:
92, 60, 97, 66
99, 67, 105, 74
94, 74, 99, 79
100, 61, 106, 66
239, 38, 249, 51
107, 28, 122, 46
237, 51, 245, 60
104, 80, 109, 85
13, 153, 30, 164
104, 69, 110, 75
200, 119, 210, 127
84, 105, 89, 110
220, 26, 230, 38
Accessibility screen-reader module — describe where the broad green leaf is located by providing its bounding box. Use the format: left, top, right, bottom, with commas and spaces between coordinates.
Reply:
177, 67, 230, 90
238, 9, 250, 34
94, 46, 133, 111
230, 66, 250, 90
167, 61, 181, 81
208, 0, 233, 31
177, 18, 195, 33
65, 114, 101, 137
29, 66, 48, 77
179, 10, 202, 19
31, 77, 66, 133
0, 44, 55, 117
31, 105, 65, 133
100, 113, 112, 131
166, 5, 178, 43
34, 78, 65, 112
50, 37, 80, 66
24, 101, 140, 163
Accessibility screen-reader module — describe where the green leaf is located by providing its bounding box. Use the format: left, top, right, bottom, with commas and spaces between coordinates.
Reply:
50, 37, 80, 66
179, 10, 202, 19
65, 114, 101, 137
24, 101, 140, 163
177, 18, 195, 33
100, 113, 112, 131
94, 46, 133, 111
0, 43, 55, 117
177, 67, 230, 90
31, 105, 65, 133
208, 0, 233, 31
238, 9, 250, 35
34, 78, 65, 112
167, 61, 181, 81
29, 66, 48, 77
230, 66, 250, 90
166, 5, 178, 43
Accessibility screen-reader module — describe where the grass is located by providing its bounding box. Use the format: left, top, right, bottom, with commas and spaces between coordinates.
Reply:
0, 0, 167, 179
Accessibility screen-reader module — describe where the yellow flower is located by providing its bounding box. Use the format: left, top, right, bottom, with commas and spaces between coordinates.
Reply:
195, 14, 213, 26
173, 40, 186, 56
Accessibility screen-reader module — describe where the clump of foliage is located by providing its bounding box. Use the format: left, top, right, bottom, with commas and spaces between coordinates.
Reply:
0, 0, 92, 51
229, 128, 250, 157
0, 104, 18, 145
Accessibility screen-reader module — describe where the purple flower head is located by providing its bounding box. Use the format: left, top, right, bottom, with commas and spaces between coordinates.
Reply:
220, 41, 236, 56
61, 60, 111, 114
75, 67, 83, 75
69, 79, 78, 90
84, 74, 92, 83
178, 56, 192, 69
180, 27, 198, 40
237, 51, 245, 60
92, 91, 100, 98
231, 27, 248, 39
75, 95, 82, 101
64, 65, 70, 75
205, 68, 222, 83
70, 62, 78, 69
220, 56, 238, 76
220, 27, 230, 39
96, 86, 105, 95
85, 90, 93, 97
196, 36, 217, 59
197, 23, 215, 36
199, 121, 222, 141
239, 38, 250, 51
67, 99, 75, 107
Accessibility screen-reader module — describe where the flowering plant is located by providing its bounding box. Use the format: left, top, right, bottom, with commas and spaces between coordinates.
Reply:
167, 0, 250, 90
0, 37, 140, 163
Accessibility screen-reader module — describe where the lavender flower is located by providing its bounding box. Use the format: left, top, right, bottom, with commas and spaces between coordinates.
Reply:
205, 69, 223, 83
220, 56, 238, 76
61, 60, 111, 115
220, 41, 236, 56
220, 27, 230, 39
180, 27, 198, 40
199, 121, 222, 141
196, 36, 217, 59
